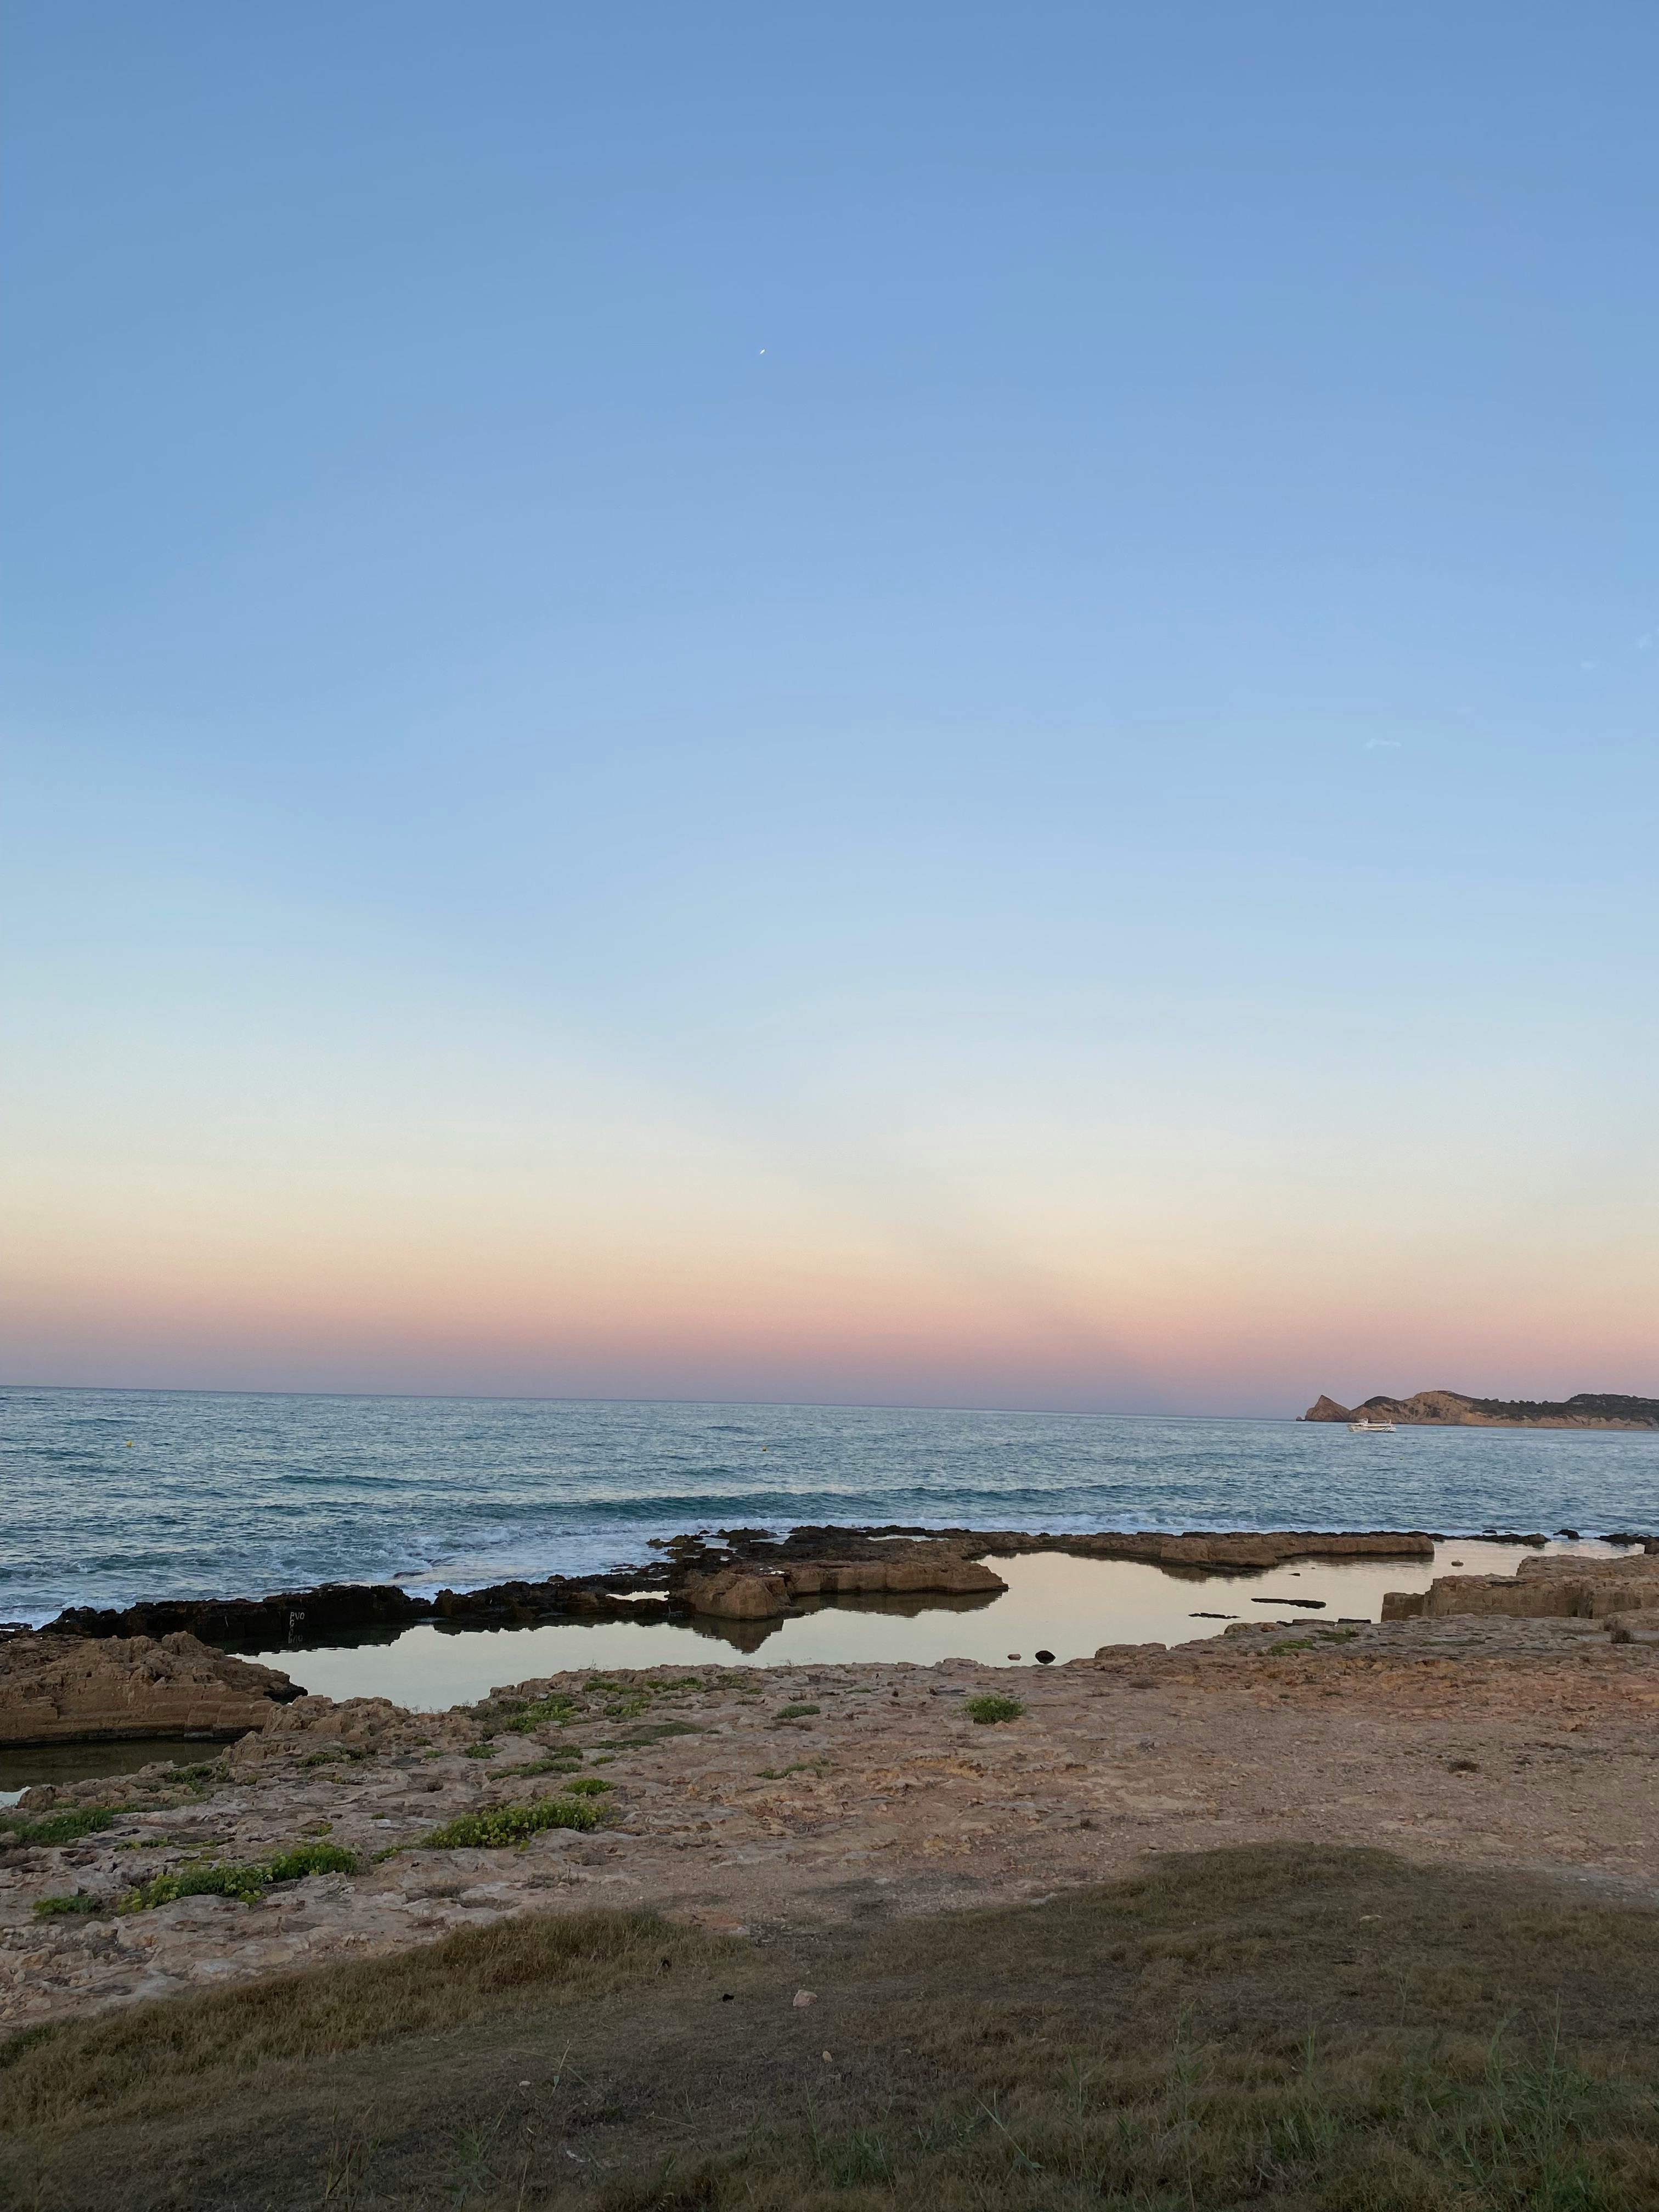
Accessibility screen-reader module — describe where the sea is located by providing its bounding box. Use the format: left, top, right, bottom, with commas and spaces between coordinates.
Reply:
4, 1386, 1656, 1629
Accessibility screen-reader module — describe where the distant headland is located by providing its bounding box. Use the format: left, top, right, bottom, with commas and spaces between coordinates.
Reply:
1301, 1389, 1659, 1430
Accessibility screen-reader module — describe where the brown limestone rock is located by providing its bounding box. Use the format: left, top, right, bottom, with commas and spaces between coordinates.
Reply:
1037, 1531, 1435, 1573
0, 1629, 301, 1747
1380, 1592, 1427, 1620
1390, 1553, 1659, 1623
680, 1570, 791, 1620
785, 1556, 1006, 1598
679, 1544, 1007, 1616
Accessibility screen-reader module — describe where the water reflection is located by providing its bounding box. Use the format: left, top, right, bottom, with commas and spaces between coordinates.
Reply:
0, 1736, 225, 1804
247, 1539, 1593, 1708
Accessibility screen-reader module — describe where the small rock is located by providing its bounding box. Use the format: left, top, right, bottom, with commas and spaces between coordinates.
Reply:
1034, 1650, 1054, 1665
793, 1989, 817, 2008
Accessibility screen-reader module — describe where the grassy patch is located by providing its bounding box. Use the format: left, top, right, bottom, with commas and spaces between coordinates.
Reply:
966, 1693, 1025, 1724
590, 1721, 702, 1749
415, 1798, 600, 1849
771, 1702, 820, 1722
673, 2014, 1659, 2209
31, 1893, 100, 1919
1268, 1638, 1317, 1655
11, 1847, 1659, 2212
116, 1842, 358, 1913
0, 1910, 728, 2135
563, 1777, 612, 1796
492, 1753, 582, 1779
496, 1692, 585, 1734
0, 1807, 116, 1849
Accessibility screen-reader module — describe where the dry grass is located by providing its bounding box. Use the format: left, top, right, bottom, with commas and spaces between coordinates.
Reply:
0, 1910, 729, 2137
4, 1846, 1659, 2210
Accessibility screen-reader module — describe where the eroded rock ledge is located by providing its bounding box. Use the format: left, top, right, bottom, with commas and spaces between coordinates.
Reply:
0, 1631, 302, 1747
1384, 1545, 1659, 1626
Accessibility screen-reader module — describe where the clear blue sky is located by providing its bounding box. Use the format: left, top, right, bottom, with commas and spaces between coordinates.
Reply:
4, 3, 1656, 1410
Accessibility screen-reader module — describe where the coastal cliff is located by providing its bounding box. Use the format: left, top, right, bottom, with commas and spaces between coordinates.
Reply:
1301, 1389, 1659, 1430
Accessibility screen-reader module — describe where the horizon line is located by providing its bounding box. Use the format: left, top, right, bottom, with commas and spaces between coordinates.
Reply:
0, 1378, 1307, 1423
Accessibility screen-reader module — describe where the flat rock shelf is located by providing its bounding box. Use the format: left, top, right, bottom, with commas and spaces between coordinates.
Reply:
7, 1601, 1659, 2032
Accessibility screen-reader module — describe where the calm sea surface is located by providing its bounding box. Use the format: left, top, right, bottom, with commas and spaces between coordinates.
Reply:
3, 1387, 1656, 1628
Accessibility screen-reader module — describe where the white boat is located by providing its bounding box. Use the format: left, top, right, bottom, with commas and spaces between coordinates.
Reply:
1347, 1418, 1396, 1434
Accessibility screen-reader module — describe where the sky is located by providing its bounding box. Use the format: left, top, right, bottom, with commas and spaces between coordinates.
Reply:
3, 3, 1656, 1415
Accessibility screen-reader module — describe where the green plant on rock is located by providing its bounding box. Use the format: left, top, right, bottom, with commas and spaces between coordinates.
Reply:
590, 1722, 701, 1749
117, 1842, 358, 1913
416, 1799, 600, 1849
168, 1761, 228, 1788
499, 1694, 584, 1734
32, 1892, 101, 1918
563, 1777, 612, 1796
966, 1694, 1025, 1725
772, 1703, 820, 1723
0, 1808, 116, 1849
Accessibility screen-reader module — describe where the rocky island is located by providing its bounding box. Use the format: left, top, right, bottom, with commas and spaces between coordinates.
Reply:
1301, 1387, 1659, 1429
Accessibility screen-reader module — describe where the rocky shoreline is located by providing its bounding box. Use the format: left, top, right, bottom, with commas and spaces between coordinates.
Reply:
5, 1544, 1659, 2033
6, 1544, 1659, 2032
34, 1525, 1441, 1655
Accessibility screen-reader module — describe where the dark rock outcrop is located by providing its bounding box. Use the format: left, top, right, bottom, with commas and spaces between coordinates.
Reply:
49, 1584, 430, 1651
46, 1570, 679, 1649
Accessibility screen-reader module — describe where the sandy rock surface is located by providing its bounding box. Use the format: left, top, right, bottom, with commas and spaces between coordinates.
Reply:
1386, 1550, 1659, 1621
0, 1632, 298, 1747
5, 1614, 1659, 2029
